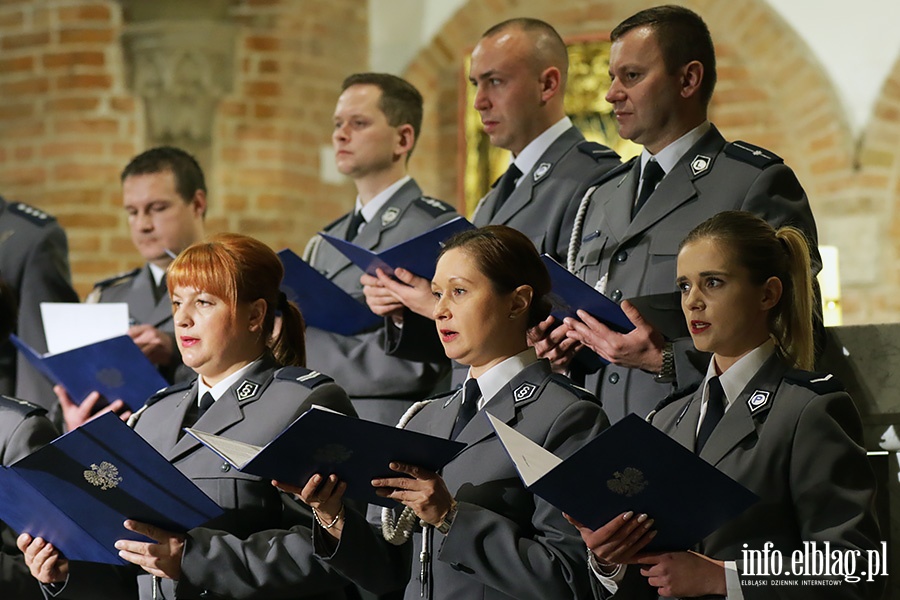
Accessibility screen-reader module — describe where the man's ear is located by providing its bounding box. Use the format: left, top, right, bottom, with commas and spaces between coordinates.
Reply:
539, 66, 562, 104
680, 60, 704, 100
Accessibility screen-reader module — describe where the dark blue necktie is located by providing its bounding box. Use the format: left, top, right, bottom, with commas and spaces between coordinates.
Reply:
696, 377, 725, 453
450, 378, 482, 440
490, 164, 522, 218
345, 210, 366, 241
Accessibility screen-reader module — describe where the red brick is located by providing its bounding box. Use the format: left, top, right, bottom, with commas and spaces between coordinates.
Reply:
1, 31, 49, 50
0, 77, 50, 95
55, 118, 119, 135
245, 81, 281, 97
0, 55, 34, 72
59, 28, 115, 44
245, 35, 279, 52
0, 10, 24, 28
0, 165, 45, 185
42, 51, 106, 69
56, 73, 113, 90
110, 97, 136, 112
0, 103, 34, 119
58, 4, 112, 23
42, 141, 105, 159
46, 96, 101, 112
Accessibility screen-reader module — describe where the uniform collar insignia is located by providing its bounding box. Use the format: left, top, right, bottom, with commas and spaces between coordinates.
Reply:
533, 162, 552, 182
513, 382, 537, 403
381, 207, 400, 227
690, 154, 711, 177
746, 390, 770, 413
236, 380, 261, 401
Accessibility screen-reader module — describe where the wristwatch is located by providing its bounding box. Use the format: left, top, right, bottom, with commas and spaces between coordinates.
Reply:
436, 500, 458, 535
654, 341, 675, 383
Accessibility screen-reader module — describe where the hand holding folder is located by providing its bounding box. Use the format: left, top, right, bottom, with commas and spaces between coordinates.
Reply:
186, 405, 465, 507
277, 249, 382, 336
487, 412, 757, 552
319, 216, 474, 280
0, 413, 223, 564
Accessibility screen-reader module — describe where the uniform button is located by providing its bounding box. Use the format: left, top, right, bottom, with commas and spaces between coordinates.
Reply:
610, 289, 622, 302
199, 592, 210, 599
220, 462, 231, 472
615, 251, 628, 263
608, 372, 620, 384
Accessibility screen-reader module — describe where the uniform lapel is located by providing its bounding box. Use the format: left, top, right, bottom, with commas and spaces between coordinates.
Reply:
166, 355, 279, 462
666, 391, 702, 452
621, 127, 727, 246
700, 354, 787, 466
150, 383, 197, 461
491, 127, 584, 225
598, 159, 639, 243
127, 266, 160, 325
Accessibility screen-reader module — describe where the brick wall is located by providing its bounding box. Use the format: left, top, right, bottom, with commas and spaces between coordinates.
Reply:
0, 0, 366, 297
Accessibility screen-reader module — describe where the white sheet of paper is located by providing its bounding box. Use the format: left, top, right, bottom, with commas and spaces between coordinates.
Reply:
185, 428, 263, 469
40, 302, 130, 355
486, 412, 562, 487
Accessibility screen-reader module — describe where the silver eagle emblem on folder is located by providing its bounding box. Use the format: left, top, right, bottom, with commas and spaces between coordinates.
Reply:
606, 467, 647, 497
84, 461, 123, 490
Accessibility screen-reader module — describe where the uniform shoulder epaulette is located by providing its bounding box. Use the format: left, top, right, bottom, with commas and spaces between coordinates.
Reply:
578, 141, 620, 162
783, 370, 844, 394
275, 367, 335, 389
321, 213, 349, 233
9, 202, 56, 227
649, 380, 702, 420
92, 267, 141, 291
548, 373, 601, 405
587, 155, 635, 188
144, 380, 193, 409
0, 395, 47, 419
723, 141, 784, 169
413, 196, 455, 218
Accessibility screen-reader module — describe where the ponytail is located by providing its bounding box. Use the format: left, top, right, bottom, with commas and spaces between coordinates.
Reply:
270, 299, 306, 367
773, 227, 814, 370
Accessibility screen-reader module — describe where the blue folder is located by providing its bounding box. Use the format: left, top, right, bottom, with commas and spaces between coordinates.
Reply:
489, 412, 758, 552
186, 406, 465, 507
0, 412, 223, 565
9, 334, 167, 412
278, 249, 382, 336
319, 216, 474, 280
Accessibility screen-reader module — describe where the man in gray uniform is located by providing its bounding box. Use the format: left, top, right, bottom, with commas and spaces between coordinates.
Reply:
0, 197, 79, 409
86, 147, 207, 386
555, 6, 820, 422
363, 19, 620, 369
303, 73, 458, 426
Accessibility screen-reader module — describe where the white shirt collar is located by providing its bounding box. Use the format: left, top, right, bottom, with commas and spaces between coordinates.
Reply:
197, 356, 264, 406
511, 117, 573, 189
148, 262, 166, 286
640, 120, 711, 176
355, 175, 411, 224
701, 338, 776, 411
465, 347, 539, 410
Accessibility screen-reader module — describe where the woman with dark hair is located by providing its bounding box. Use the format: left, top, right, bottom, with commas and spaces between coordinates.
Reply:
293, 225, 610, 599
576, 212, 881, 599
19, 233, 355, 600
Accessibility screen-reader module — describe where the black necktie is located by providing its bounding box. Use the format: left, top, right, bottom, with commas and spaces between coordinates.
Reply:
345, 210, 366, 241
450, 378, 482, 440
182, 391, 215, 433
696, 377, 725, 453
198, 391, 215, 416
632, 160, 664, 218
490, 164, 522, 218
152, 274, 167, 304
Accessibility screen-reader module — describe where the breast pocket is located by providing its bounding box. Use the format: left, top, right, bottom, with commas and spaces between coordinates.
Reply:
646, 235, 685, 294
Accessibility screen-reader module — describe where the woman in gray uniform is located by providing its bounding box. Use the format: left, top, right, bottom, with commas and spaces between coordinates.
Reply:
19, 234, 355, 600
578, 211, 881, 600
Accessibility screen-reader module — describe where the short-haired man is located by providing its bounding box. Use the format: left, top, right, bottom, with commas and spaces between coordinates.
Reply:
0, 197, 79, 409
87, 147, 207, 384
303, 72, 458, 426
558, 5, 820, 424
363, 19, 620, 369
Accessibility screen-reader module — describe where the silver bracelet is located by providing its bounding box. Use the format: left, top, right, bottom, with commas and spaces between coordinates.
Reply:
311, 504, 344, 529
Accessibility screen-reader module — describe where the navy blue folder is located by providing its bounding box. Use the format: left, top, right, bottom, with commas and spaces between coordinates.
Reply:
278, 249, 382, 336
186, 406, 465, 507
0, 412, 223, 565
319, 216, 474, 280
9, 334, 167, 412
489, 412, 758, 552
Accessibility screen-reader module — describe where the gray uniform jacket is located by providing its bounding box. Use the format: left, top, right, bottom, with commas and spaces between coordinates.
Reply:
0, 396, 59, 600
88, 264, 192, 385
57, 355, 356, 600
570, 126, 820, 423
304, 179, 457, 426
593, 356, 882, 599
0, 198, 79, 408
320, 359, 610, 600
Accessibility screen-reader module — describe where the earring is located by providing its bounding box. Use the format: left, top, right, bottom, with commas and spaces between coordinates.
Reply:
508, 314, 516, 320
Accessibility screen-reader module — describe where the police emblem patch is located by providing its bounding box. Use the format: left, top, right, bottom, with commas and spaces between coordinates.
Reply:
690, 154, 711, 176
533, 162, 551, 182
236, 380, 260, 401
513, 383, 537, 402
381, 207, 400, 226
747, 390, 770, 413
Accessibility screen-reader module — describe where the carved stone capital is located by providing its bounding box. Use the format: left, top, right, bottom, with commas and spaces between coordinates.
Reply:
121, 21, 237, 147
